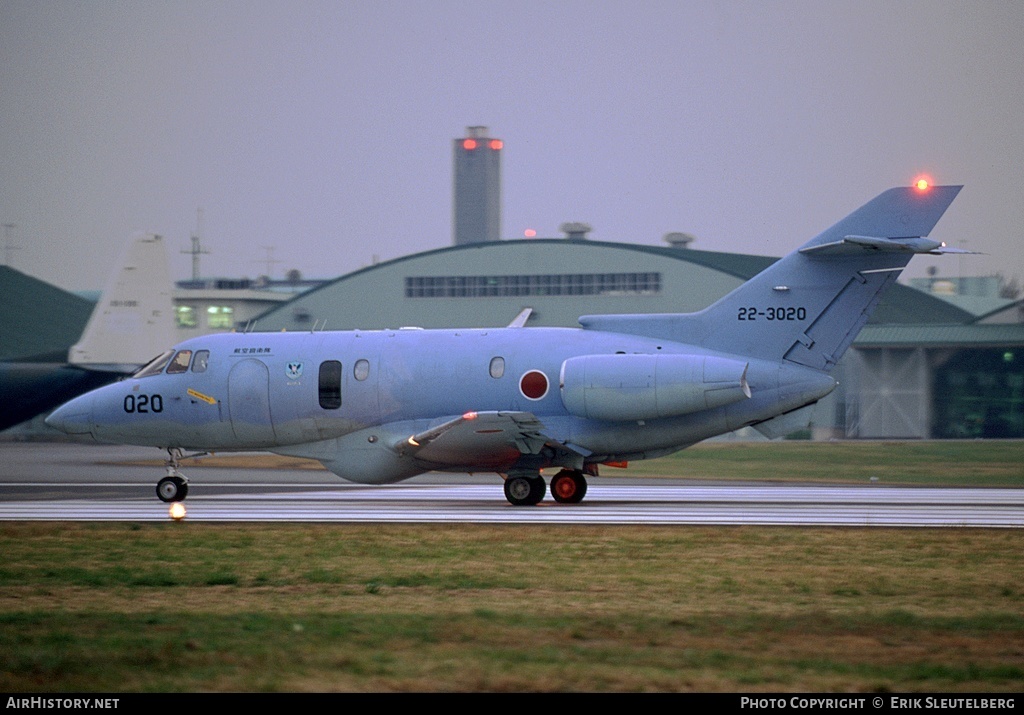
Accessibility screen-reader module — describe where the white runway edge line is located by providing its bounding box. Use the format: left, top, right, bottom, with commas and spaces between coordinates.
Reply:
2, 484, 1023, 527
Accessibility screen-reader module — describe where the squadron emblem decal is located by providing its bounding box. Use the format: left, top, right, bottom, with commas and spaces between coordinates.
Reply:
286, 362, 304, 380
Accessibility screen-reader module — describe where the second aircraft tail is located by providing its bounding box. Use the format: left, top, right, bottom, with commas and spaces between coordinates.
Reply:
68, 233, 176, 372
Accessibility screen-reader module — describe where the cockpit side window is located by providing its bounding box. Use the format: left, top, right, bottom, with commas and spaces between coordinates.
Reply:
133, 349, 175, 378
166, 350, 193, 374
191, 350, 210, 373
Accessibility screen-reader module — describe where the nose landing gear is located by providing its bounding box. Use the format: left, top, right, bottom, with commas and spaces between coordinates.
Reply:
156, 448, 193, 503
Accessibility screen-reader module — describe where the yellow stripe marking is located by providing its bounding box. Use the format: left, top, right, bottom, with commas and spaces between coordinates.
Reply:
187, 388, 217, 405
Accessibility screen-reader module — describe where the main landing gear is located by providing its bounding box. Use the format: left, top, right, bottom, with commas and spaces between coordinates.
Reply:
503, 468, 589, 506
156, 448, 191, 503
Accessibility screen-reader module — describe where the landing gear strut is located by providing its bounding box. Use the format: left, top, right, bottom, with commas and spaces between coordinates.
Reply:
156, 448, 190, 503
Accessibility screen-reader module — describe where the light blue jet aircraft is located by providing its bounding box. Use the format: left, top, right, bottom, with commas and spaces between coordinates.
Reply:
47, 184, 964, 505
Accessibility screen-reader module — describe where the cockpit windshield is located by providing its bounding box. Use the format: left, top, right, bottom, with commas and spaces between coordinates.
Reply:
133, 349, 176, 378
166, 350, 193, 374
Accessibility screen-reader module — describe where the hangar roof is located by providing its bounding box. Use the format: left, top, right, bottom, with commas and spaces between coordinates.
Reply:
856, 323, 1024, 348
251, 238, 974, 331
0, 266, 94, 362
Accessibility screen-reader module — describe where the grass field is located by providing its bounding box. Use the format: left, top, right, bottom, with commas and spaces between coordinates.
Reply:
2, 440, 1023, 693
613, 439, 1024, 486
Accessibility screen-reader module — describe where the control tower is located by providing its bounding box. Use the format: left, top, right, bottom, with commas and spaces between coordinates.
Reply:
453, 126, 501, 245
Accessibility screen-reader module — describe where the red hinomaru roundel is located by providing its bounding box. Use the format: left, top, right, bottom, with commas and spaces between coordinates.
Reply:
519, 370, 549, 400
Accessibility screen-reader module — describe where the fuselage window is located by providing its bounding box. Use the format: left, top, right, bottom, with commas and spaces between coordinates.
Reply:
489, 356, 505, 379
166, 350, 193, 374
319, 360, 342, 409
191, 350, 210, 373
133, 349, 175, 379
354, 359, 370, 381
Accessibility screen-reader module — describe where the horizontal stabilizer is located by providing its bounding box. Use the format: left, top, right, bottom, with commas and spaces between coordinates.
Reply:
800, 235, 950, 256
799, 185, 962, 252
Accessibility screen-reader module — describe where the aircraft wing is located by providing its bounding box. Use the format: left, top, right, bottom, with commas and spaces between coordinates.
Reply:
400, 410, 581, 468
506, 308, 533, 328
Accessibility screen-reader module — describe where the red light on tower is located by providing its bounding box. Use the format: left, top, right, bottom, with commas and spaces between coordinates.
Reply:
463, 139, 477, 150
489, 139, 503, 150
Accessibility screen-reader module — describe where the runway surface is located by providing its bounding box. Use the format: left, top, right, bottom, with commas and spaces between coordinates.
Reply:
2, 442, 1023, 527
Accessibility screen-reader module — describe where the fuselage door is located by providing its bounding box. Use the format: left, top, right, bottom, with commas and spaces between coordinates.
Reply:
228, 358, 278, 445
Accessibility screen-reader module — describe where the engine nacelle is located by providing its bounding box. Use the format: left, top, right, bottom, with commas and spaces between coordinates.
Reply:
559, 353, 751, 422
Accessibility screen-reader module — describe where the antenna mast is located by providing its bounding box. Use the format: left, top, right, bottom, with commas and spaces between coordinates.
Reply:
182, 208, 210, 281
256, 245, 281, 278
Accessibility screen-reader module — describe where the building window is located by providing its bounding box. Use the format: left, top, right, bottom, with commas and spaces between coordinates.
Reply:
207, 305, 234, 329
175, 306, 197, 328
319, 360, 342, 409
405, 272, 661, 298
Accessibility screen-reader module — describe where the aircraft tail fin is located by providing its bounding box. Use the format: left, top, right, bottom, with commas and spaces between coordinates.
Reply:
68, 233, 176, 372
580, 185, 962, 370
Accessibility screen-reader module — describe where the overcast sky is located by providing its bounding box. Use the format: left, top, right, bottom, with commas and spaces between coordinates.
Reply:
2, 0, 1022, 293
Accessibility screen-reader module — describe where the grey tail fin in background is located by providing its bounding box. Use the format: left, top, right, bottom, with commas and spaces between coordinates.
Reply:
68, 233, 176, 372
580, 185, 962, 371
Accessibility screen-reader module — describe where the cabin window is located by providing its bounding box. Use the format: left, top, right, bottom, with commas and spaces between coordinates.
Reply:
166, 350, 193, 374
191, 350, 210, 373
319, 360, 342, 409
354, 359, 370, 381
489, 356, 505, 379
133, 350, 175, 378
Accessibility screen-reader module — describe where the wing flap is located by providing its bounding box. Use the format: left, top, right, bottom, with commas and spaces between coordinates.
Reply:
402, 411, 562, 467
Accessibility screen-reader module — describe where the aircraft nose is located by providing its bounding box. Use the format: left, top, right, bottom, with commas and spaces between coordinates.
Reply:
45, 393, 95, 436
